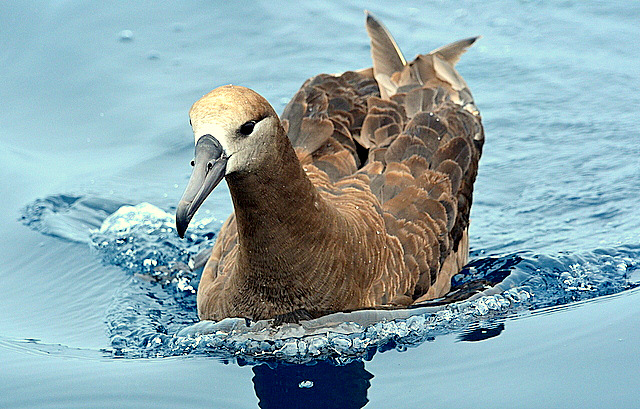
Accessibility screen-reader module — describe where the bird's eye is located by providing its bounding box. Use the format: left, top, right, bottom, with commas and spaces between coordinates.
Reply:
190, 159, 195, 167
239, 120, 255, 136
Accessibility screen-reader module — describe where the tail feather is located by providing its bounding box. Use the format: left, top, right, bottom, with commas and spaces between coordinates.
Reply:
365, 12, 479, 116
430, 37, 480, 66
365, 11, 407, 99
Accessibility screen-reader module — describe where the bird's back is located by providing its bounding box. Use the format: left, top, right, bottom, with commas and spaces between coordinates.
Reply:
280, 13, 484, 303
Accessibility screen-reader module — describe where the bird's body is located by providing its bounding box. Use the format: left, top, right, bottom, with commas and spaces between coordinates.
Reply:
177, 13, 484, 322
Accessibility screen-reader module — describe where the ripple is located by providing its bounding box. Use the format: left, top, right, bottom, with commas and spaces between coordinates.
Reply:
20, 197, 640, 364
0, 336, 106, 360
20, 194, 129, 243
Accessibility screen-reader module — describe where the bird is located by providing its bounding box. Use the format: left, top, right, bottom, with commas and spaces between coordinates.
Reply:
175, 12, 484, 323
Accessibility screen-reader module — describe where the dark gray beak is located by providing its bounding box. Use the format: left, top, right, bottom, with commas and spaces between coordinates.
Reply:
176, 134, 227, 238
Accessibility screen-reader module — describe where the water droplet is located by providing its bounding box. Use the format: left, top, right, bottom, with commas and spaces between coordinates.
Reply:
298, 380, 313, 389
143, 258, 158, 267
454, 8, 468, 19
118, 30, 134, 42
147, 50, 161, 60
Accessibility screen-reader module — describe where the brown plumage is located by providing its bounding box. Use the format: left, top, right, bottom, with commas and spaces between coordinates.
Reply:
176, 12, 484, 322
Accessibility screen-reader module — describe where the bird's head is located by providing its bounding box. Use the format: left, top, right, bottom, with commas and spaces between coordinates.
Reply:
176, 85, 280, 238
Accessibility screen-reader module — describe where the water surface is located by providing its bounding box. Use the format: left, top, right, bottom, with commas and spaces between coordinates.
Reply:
1, 1, 639, 407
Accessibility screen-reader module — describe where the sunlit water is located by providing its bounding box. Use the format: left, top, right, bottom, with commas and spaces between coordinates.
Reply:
2, 1, 640, 408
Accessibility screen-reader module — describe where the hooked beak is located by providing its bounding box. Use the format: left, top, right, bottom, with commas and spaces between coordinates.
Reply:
176, 134, 228, 238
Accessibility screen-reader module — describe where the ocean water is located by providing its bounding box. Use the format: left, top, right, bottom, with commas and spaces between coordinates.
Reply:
2, 1, 640, 408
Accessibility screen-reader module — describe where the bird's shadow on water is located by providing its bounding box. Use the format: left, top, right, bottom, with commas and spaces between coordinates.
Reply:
251, 360, 373, 409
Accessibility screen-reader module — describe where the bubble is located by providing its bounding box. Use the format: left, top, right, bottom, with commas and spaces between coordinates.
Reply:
118, 30, 134, 42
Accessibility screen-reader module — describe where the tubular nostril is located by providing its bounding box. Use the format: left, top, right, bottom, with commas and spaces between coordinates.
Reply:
207, 162, 213, 171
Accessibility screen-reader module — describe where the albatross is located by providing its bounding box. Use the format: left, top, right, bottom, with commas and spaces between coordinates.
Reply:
176, 12, 484, 323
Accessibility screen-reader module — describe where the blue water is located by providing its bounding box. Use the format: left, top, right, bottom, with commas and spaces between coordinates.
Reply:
2, 1, 640, 407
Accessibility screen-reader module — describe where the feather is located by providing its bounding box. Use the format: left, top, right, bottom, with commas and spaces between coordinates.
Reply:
190, 12, 484, 322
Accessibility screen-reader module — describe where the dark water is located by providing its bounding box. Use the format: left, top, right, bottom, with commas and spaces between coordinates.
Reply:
2, 1, 640, 407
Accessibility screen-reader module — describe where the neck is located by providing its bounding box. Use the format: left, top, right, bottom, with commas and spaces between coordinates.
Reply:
221, 126, 389, 319
225, 128, 329, 286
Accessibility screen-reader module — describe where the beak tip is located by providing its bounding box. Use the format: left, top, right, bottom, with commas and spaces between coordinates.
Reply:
176, 201, 191, 239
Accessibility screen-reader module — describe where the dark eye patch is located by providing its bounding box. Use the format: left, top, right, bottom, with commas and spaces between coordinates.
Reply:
239, 120, 256, 136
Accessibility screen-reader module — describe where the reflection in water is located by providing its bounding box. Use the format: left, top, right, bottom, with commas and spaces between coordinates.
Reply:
252, 360, 373, 409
